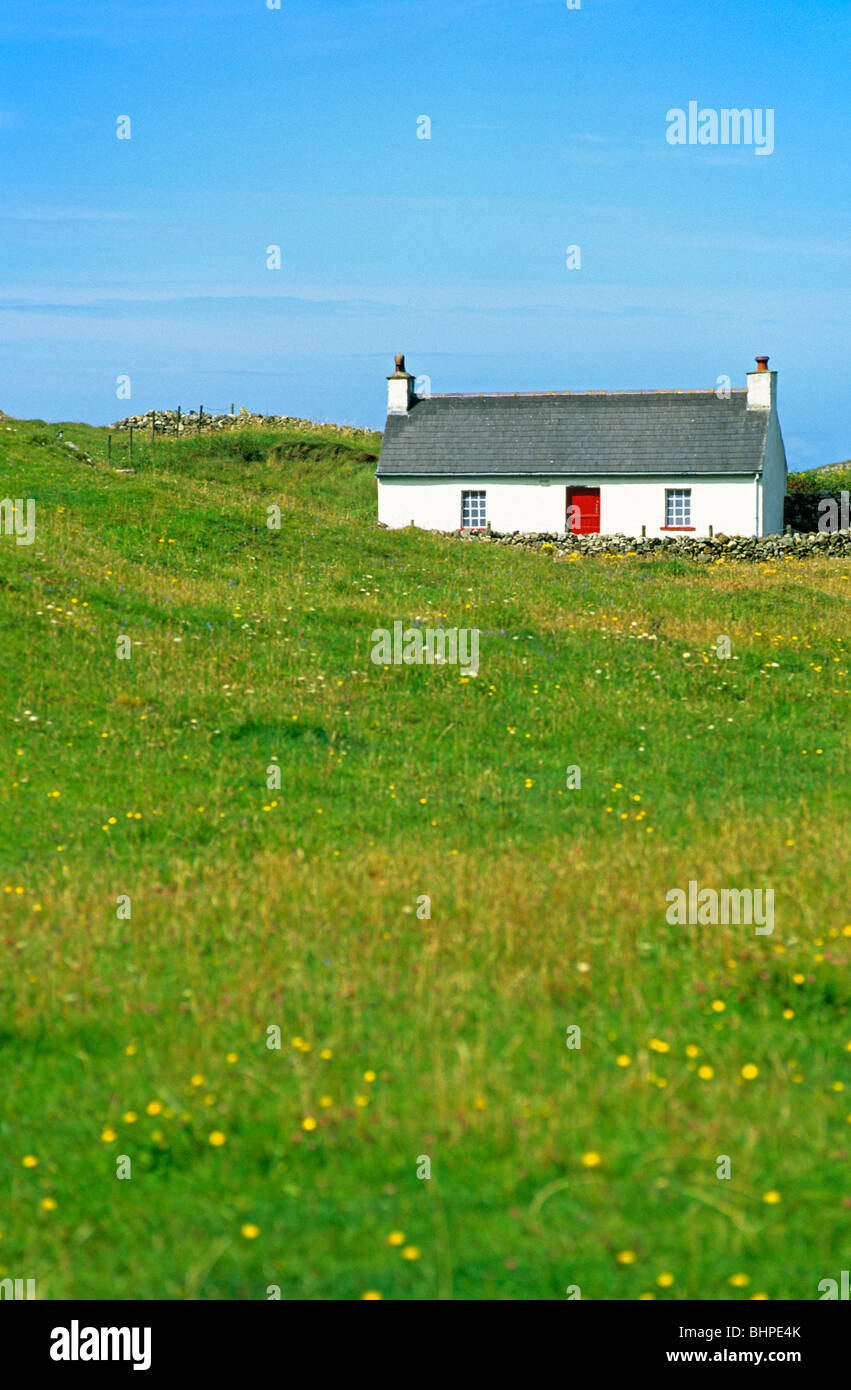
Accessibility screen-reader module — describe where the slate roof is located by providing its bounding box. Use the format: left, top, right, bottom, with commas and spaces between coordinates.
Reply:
376, 390, 770, 478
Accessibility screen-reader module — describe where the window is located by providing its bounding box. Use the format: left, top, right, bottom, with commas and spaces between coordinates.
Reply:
461, 490, 487, 529
665, 488, 691, 528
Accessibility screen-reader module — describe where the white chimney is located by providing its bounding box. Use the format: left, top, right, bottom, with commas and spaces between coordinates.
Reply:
387, 353, 415, 414
746, 355, 777, 410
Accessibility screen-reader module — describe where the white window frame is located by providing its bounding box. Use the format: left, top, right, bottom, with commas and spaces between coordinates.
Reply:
664, 488, 692, 528
461, 490, 487, 529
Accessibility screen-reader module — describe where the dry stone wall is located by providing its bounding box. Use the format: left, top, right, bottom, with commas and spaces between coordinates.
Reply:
112, 407, 375, 440
447, 528, 851, 561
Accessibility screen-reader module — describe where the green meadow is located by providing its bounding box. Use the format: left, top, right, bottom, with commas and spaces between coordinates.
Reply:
0, 416, 849, 1301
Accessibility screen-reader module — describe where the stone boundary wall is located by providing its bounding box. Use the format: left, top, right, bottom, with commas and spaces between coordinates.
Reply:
445, 528, 851, 561
112, 407, 377, 441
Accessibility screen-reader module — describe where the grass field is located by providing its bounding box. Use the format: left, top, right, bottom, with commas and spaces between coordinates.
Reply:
1, 415, 849, 1301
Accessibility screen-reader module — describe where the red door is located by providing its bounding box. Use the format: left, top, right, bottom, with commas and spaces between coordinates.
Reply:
567, 487, 600, 534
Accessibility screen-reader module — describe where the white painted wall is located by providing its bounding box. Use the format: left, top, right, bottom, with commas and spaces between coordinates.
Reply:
377, 475, 767, 537
745, 367, 786, 534
760, 412, 788, 534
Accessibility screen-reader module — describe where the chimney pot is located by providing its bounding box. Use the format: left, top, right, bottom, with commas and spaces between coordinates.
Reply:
395, 353, 406, 373
755, 356, 770, 373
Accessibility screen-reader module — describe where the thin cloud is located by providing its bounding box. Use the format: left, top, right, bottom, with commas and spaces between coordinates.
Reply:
0, 207, 136, 223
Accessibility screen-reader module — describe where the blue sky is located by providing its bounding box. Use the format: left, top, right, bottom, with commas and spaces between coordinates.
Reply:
1, 0, 848, 465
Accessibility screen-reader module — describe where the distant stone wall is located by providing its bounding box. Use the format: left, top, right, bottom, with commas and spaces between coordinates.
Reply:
446, 528, 851, 561
112, 407, 377, 440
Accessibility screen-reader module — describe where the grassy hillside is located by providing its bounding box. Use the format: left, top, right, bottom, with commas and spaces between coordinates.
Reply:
1, 416, 849, 1301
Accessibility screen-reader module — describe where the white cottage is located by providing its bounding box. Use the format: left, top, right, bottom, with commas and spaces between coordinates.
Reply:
376, 356, 787, 537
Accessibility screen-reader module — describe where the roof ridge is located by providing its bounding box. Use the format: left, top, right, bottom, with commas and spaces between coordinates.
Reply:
427, 389, 747, 399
